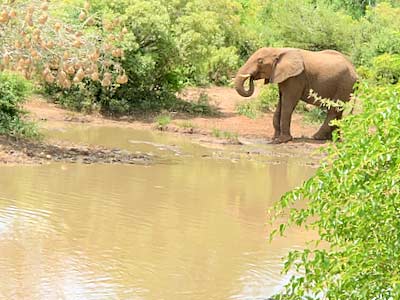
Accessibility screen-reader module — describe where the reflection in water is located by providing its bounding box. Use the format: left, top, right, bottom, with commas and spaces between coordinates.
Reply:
0, 126, 316, 300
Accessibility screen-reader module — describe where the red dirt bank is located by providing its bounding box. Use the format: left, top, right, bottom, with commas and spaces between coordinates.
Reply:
25, 86, 319, 139
0, 86, 322, 165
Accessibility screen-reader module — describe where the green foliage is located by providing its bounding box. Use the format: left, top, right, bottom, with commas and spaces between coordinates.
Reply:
258, 84, 279, 111
372, 53, 400, 84
236, 84, 279, 119
43, 0, 255, 114
324, 0, 376, 18
300, 106, 327, 124
184, 91, 220, 116
155, 115, 172, 130
354, 54, 400, 84
207, 47, 240, 85
177, 121, 197, 130
351, 3, 400, 65
271, 83, 400, 299
172, 0, 246, 85
44, 80, 100, 113
0, 72, 38, 138
236, 100, 260, 119
260, 0, 357, 53
212, 128, 239, 143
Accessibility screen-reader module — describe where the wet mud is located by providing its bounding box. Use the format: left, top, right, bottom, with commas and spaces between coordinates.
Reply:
0, 136, 151, 165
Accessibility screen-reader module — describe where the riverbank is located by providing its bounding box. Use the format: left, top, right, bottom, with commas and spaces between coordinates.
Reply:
0, 86, 325, 165
25, 86, 319, 139
0, 135, 151, 166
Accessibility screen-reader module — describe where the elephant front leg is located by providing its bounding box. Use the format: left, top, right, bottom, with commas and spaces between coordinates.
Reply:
274, 93, 299, 143
272, 94, 282, 140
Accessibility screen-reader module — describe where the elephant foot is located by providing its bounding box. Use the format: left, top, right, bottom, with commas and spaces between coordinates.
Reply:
312, 131, 332, 140
271, 135, 292, 144
272, 132, 280, 140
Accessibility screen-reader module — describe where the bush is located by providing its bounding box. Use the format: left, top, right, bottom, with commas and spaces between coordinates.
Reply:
372, 54, 400, 84
351, 3, 400, 65
42, 0, 252, 114
173, 0, 250, 85
260, 0, 357, 53
207, 47, 240, 85
40, 0, 261, 115
271, 83, 400, 299
0, 0, 127, 89
0, 72, 37, 138
236, 84, 279, 119
301, 106, 327, 124
258, 84, 279, 111
354, 54, 400, 84
155, 114, 171, 130
42, 0, 181, 115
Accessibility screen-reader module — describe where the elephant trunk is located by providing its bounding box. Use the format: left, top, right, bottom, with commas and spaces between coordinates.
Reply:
234, 73, 255, 97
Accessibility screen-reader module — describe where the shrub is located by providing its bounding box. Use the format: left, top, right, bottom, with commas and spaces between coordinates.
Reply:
351, 3, 400, 65
0, 0, 127, 89
271, 83, 400, 299
38, 0, 180, 114
258, 84, 279, 111
354, 54, 400, 84
236, 84, 279, 119
236, 100, 260, 119
301, 107, 327, 124
207, 47, 240, 85
155, 114, 171, 130
173, 0, 246, 85
43, 0, 250, 114
260, 0, 357, 53
372, 53, 400, 84
0, 72, 37, 138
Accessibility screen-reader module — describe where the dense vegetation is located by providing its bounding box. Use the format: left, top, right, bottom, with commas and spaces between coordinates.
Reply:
0, 72, 37, 137
36, 0, 400, 115
0, 0, 126, 136
260, 3, 400, 299
3, 0, 400, 117
271, 83, 400, 300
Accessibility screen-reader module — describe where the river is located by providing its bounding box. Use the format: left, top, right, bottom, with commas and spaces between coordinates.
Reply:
0, 126, 317, 300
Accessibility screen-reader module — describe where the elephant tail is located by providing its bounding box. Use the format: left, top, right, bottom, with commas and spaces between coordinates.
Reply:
349, 96, 356, 115
349, 80, 360, 115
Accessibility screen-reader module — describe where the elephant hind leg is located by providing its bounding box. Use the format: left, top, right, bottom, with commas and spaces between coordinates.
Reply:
313, 107, 343, 140
313, 87, 352, 140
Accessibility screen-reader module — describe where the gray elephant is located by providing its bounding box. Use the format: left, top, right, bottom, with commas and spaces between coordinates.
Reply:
234, 47, 358, 143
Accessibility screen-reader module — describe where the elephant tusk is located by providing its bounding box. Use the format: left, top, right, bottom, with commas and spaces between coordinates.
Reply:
238, 74, 251, 79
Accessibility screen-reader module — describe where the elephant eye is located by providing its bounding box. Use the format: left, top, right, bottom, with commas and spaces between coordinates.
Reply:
257, 58, 264, 65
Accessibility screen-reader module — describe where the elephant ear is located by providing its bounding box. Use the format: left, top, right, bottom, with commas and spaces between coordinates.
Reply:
271, 50, 304, 84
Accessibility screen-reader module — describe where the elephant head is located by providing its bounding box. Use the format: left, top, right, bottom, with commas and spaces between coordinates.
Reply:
234, 48, 305, 97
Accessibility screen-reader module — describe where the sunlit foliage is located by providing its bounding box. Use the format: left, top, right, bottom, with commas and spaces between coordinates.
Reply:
0, 0, 127, 89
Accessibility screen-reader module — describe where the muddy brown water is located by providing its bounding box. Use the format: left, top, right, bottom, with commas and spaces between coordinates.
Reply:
0, 126, 317, 300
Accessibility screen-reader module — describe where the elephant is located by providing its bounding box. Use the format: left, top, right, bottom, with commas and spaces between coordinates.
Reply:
234, 47, 358, 143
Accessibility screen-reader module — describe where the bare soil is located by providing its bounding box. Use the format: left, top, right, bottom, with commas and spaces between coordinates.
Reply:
0, 86, 325, 165
174, 86, 319, 139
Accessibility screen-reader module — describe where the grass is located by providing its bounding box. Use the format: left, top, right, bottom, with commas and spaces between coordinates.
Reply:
296, 103, 327, 124
212, 128, 240, 143
155, 115, 172, 130
236, 84, 279, 119
176, 121, 198, 133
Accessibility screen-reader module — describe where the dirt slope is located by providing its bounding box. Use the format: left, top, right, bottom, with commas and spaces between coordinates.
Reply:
176, 86, 319, 139
0, 86, 323, 165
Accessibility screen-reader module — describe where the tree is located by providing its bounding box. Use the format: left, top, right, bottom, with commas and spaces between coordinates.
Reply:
0, 0, 127, 89
270, 83, 400, 299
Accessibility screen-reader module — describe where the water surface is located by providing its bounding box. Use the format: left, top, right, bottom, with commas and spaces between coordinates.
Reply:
0, 126, 316, 300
